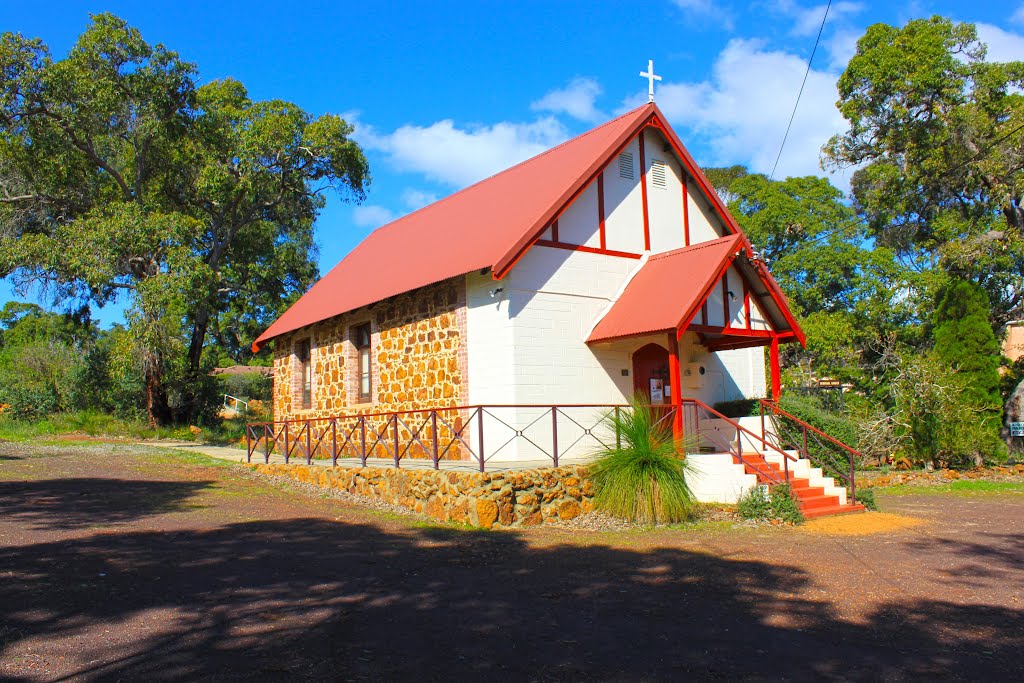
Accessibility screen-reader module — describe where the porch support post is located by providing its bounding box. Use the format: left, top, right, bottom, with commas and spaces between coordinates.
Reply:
769, 335, 782, 402
667, 331, 683, 445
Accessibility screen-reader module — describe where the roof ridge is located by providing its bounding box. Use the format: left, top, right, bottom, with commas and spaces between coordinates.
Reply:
363, 103, 654, 238
648, 234, 738, 261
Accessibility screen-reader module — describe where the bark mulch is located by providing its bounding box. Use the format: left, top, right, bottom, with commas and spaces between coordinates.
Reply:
1, 442, 1021, 681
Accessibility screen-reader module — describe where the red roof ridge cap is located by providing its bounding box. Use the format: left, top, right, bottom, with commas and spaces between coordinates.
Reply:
647, 234, 741, 261
363, 103, 656, 238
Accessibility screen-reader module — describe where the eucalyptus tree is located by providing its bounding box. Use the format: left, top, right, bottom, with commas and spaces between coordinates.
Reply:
0, 14, 369, 423
824, 16, 1024, 329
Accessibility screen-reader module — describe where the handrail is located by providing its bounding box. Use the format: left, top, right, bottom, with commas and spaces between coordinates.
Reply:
678, 398, 798, 486
758, 400, 863, 460
245, 402, 639, 428
245, 401, 811, 488
758, 399, 859, 505
223, 394, 248, 412
682, 398, 799, 466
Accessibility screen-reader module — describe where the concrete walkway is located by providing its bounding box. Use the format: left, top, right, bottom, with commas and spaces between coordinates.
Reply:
143, 440, 594, 472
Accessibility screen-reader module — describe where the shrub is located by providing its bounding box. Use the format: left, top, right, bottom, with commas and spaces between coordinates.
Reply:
712, 399, 760, 418
779, 394, 860, 451
737, 484, 804, 524
588, 397, 696, 524
854, 487, 877, 511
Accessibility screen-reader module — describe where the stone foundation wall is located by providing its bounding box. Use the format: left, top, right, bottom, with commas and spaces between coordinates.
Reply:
247, 462, 593, 529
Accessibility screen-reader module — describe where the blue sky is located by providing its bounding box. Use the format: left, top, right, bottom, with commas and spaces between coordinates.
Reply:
3, 0, 1022, 326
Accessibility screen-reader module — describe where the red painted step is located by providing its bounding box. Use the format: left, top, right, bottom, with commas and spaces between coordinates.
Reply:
738, 453, 864, 519
803, 503, 867, 519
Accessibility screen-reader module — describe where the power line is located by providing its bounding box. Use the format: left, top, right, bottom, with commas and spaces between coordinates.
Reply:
770, 0, 832, 181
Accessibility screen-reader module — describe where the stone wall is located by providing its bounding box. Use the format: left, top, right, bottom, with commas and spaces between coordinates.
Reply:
272, 277, 468, 425
247, 462, 593, 529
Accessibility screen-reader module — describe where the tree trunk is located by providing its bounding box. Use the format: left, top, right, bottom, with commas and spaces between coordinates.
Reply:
144, 360, 172, 427
187, 308, 210, 375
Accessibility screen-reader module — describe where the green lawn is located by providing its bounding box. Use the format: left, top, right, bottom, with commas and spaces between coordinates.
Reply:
0, 411, 249, 447
876, 479, 1024, 496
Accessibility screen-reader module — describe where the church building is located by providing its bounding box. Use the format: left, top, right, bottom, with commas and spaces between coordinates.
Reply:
250, 97, 829, 496
254, 102, 802, 427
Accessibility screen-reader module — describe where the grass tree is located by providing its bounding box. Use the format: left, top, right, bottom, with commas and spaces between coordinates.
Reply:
588, 397, 696, 524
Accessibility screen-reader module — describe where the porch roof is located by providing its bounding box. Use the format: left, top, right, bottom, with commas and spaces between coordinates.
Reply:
585, 234, 804, 345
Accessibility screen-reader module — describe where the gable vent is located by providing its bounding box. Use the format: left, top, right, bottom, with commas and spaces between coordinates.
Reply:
617, 152, 635, 180
651, 159, 668, 189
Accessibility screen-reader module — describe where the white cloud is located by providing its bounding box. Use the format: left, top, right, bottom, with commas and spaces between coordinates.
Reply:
772, 1, 864, 37
670, 0, 734, 31
531, 77, 604, 122
400, 188, 438, 210
626, 38, 847, 181
1012, 4, 1024, 26
825, 27, 861, 70
352, 204, 396, 228
355, 117, 568, 188
975, 23, 1024, 64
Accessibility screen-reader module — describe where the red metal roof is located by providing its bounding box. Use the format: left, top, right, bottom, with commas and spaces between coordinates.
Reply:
252, 104, 657, 351
253, 102, 805, 351
586, 235, 744, 343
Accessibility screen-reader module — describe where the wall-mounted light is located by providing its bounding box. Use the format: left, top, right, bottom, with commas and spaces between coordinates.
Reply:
727, 290, 737, 301
489, 287, 505, 298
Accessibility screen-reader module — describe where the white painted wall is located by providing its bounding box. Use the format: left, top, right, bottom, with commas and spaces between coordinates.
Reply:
462, 127, 773, 460
686, 179, 728, 245
603, 137, 646, 254
642, 128, 688, 254
557, 181, 601, 248
536, 128, 733, 257
678, 332, 767, 406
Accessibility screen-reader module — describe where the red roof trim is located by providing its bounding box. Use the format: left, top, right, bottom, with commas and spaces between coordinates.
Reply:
492, 106, 657, 279
648, 106, 805, 345
251, 102, 805, 351
587, 235, 742, 344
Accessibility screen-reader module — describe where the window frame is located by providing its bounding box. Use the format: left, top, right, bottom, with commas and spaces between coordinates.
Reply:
354, 322, 372, 402
296, 337, 312, 410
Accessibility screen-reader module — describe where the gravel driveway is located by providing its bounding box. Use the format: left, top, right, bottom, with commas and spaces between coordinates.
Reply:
1, 442, 1021, 681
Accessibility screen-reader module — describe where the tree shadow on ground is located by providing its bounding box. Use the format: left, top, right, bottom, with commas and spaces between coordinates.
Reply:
0, 478, 213, 530
899, 532, 1024, 587
0, 516, 1021, 681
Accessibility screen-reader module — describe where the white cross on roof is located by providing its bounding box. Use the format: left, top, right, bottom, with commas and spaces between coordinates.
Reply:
640, 59, 662, 103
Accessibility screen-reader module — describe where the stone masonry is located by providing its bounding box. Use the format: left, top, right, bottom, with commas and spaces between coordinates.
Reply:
271, 278, 468, 455
247, 462, 593, 529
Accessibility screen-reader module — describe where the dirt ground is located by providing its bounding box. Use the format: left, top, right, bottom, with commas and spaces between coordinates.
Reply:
1, 442, 1021, 681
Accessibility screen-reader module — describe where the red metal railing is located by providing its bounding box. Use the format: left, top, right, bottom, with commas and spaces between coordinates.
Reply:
244, 399, 803, 479
758, 399, 862, 504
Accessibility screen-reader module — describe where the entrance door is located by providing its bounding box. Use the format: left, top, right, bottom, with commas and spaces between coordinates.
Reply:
632, 343, 671, 405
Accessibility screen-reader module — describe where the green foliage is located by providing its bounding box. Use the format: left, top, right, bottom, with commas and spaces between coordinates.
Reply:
932, 281, 1002, 407
779, 394, 861, 456
0, 409, 249, 446
0, 14, 369, 424
712, 399, 760, 418
737, 484, 804, 524
0, 302, 96, 418
824, 16, 1024, 328
862, 343, 1008, 468
705, 168, 916, 393
588, 398, 697, 524
217, 371, 272, 403
854, 488, 877, 511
